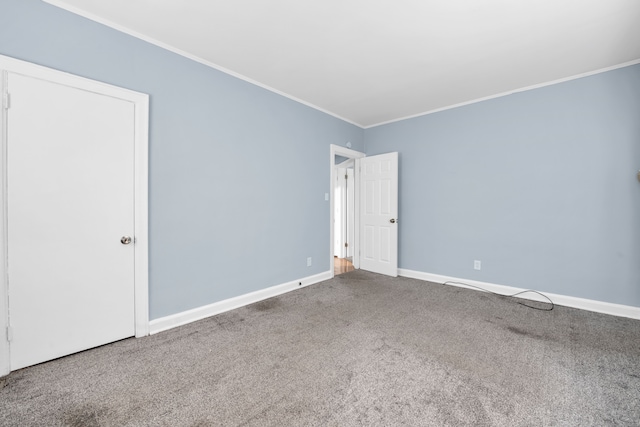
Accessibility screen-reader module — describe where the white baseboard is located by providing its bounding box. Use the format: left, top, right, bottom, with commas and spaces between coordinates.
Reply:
149, 270, 333, 334
398, 269, 640, 320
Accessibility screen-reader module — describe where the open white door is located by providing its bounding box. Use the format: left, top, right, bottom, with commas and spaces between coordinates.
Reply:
358, 152, 398, 277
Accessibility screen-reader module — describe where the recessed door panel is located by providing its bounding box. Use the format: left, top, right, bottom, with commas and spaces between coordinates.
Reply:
380, 179, 391, 214
380, 227, 391, 263
365, 180, 375, 214
364, 225, 375, 260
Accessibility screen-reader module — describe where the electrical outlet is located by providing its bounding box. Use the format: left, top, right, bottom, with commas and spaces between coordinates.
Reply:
474, 260, 481, 270
307, 257, 312, 267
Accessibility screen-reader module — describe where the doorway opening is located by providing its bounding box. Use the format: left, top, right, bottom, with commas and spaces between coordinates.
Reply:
329, 145, 365, 278
334, 158, 355, 275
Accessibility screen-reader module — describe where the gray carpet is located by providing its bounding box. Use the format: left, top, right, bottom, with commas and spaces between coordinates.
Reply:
1, 270, 639, 426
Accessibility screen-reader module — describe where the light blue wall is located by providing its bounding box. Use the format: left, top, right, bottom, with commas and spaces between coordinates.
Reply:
365, 64, 640, 307
0, 0, 364, 319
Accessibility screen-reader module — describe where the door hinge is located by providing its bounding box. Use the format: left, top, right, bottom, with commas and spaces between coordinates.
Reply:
6, 326, 12, 342
344, 242, 348, 248
2, 93, 10, 110
345, 174, 348, 180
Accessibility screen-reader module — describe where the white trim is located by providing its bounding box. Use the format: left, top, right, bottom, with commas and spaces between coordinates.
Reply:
330, 145, 365, 276
353, 158, 361, 270
398, 269, 640, 320
0, 70, 9, 377
336, 158, 355, 168
0, 54, 150, 375
149, 270, 333, 335
365, 59, 640, 129
133, 89, 150, 337
331, 145, 365, 161
42, 0, 363, 129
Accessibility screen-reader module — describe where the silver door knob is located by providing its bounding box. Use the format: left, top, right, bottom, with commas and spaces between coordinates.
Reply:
121, 236, 132, 245
390, 219, 397, 224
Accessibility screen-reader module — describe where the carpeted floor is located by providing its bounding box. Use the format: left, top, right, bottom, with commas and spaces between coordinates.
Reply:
1, 270, 639, 426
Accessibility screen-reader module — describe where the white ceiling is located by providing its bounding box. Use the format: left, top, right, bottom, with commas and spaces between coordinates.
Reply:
45, 0, 640, 128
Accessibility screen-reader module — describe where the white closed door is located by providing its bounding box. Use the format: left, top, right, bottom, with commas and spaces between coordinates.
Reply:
359, 152, 398, 277
7, 71, 136, 370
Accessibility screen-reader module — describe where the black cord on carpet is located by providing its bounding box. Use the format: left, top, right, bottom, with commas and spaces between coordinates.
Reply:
442, 281, 554, 311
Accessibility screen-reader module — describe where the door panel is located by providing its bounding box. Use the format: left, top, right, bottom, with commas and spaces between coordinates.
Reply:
359, 152, 398, 276
7, 72, 135, 370
380, 228, 390, 262
364, 226, 375, 260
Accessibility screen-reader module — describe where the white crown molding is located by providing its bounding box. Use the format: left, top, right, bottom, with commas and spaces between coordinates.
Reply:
398, 268, 640, 320
366, 58, 640, 129
42, 0, 365, 128
42, 4, 640, 137
149, 270, 332, 335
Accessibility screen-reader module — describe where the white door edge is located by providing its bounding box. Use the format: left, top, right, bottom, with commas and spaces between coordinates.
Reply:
329, 144, 365, 277
0, 54, 150, 376
0, 69, 8, 377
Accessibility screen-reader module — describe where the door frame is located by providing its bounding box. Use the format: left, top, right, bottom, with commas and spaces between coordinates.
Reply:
0, 54, 150, 376
329, 144, 365, 277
